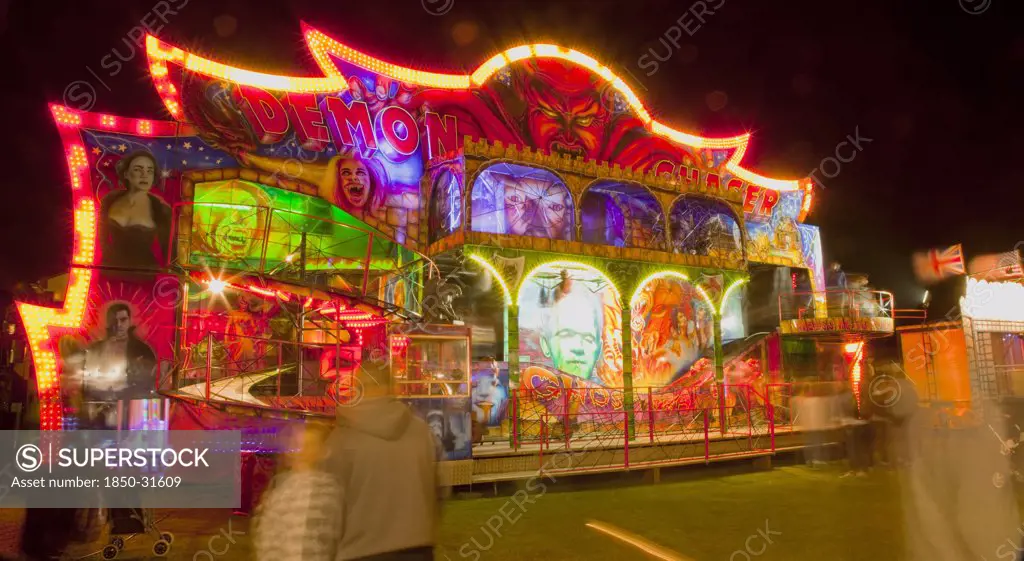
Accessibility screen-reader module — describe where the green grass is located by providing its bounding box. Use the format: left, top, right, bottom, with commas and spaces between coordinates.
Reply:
438, 464, 905, 561
48, 461, 1024, 560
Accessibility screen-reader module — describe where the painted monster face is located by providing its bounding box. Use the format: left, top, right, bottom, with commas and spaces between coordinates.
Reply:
207, 190, 262, 259
500, 175, 571, 238
338, 158, 371, 209
520, 60, 609, 159
541, 290, 601, 381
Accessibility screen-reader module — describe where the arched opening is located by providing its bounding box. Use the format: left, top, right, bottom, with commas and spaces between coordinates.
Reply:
669, 196, 743, 260
517, 261, 621, 387
630, 272, 715, 388
470, 163, 574, 241
580, 180, 665, 250
428, 164, 463, 244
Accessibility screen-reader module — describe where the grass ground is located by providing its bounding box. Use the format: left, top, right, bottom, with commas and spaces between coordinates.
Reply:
436, 462, 906, 561
5, 459, 1005, 560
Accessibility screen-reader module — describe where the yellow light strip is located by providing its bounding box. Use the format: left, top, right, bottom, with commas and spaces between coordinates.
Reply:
585, 521, 693, 561
147, 28, 805, 191
718, 278, 748, 315
16, 267, 93, 430
467, 254, 513, 306
146, 35, 347, 93
725, 161, 800, 191
516, 260, 621, 306
303, 27, 469, 89
629, 270, 690, 308
694, 285, 716, 312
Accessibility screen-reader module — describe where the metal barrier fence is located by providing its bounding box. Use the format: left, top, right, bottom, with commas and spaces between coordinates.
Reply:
534, 396, 778, 473
779, 289, 894, 322
511, 381, 788, 455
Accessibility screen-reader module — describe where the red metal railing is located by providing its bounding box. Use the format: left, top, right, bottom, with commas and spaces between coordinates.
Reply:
779, 289, 894, 323
514, 381, 782, 457
535, 396, 778, 473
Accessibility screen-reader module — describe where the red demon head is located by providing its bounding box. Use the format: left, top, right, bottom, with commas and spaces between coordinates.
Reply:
514, 59, 613, 159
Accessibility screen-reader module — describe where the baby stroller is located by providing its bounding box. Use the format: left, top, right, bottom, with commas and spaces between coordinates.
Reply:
99, 508, 173, 559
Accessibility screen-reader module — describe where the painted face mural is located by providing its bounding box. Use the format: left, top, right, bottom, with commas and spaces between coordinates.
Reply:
125, 155, 156, 193
191, 180, 271, 263
471, 163, 574, 240
58, 275, 175, 410
470, 362, 509, 426
514, 60, 612, 159
543, 291, 601, 379
631, 277, 714, 387
337, 157, 371, 208
519, 265, 622, 386
97, 149, 174, 269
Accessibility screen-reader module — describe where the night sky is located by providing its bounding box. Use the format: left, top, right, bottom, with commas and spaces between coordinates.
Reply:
0, 0, 1021, 314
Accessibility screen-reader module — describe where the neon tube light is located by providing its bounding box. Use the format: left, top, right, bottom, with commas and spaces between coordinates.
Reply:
516, 261, 621, 307
467, 254, 513, 306
145, 29, 804, 191
629, 271, 690, 308
718, 278, 748, 315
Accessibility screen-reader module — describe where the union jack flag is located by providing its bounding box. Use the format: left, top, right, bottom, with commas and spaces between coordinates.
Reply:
913, 244, 965, 284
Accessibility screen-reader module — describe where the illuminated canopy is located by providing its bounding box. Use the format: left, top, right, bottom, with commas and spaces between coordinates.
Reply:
962, 278, 1024, 323
144, 27, 809, 193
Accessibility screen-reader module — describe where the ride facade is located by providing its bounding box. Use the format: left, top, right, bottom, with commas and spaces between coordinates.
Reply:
16, 26, 895, 488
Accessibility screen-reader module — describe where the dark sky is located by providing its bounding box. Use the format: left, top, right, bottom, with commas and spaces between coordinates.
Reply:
0, 0, 1021, 313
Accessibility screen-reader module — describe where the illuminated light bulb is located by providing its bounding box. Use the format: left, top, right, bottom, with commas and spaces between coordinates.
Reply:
100, 115, 117, 127
208, 279, 227, 294
137, 120, 153, 135
650, 122, 707, 148
532, 44, 562, 57
505, 45, 532, 62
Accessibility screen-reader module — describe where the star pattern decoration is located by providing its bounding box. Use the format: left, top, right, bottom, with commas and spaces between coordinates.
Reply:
91, 147, 101, 156
117, 144, 127, 152
183, 141, 192, 150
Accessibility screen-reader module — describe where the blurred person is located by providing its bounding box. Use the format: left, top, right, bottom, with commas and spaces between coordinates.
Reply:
826, 262, 848, 314
253, 420, 341, 561
795, 382, 830, 466
324, 360, 442, 560
876, 370, 920, 466
838, 384, 873, 477
900, 401, 1020, 560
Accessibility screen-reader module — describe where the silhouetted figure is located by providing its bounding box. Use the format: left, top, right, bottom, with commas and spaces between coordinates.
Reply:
325, 362, 441, 560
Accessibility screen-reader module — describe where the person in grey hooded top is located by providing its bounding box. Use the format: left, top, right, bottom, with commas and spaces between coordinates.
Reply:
324, 359, 442, 561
